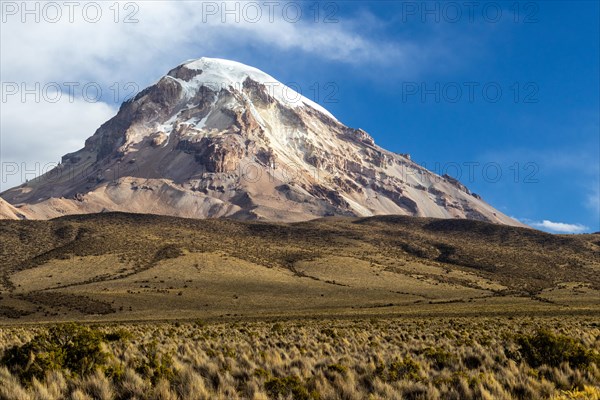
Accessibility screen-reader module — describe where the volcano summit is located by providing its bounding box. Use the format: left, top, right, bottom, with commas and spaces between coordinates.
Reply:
1, 58, 520, 224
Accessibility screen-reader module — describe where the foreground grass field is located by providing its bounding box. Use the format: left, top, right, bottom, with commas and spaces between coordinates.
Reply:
0, 317, 598, 400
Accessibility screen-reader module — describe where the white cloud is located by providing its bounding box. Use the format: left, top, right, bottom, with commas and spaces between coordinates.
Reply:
0, 1, 416, 86
529, 220, 589, 234
1, 93, 117, 191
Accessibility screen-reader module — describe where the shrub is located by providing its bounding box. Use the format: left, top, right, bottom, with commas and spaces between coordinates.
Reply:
320, 328, 337, 339
552, 385, 600, 399
516, 330, 599, 368
423, 347, 457, 370
326, 363, 347, 374
194, 319, 206, 328
104, 328, 133, 342
463, 355, 482, 369
153, 244, 183, 262
254, 368, 270, 380
264, 375, 313, 400
390, 357, 421, 380
1, 323, 108, 382
134, 340, 175, 384
376, 356, 421, 381
271, 323, 285, 334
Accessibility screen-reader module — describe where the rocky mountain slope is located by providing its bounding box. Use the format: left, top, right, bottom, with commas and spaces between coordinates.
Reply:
0, 198, 28, 220
1, 58, 521, 224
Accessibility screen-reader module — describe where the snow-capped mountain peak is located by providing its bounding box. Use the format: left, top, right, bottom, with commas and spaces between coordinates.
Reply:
1, 58, 522, 226
168, 57, 337, 120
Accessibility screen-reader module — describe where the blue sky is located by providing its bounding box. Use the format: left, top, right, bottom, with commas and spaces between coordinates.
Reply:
1, 1, 598, 232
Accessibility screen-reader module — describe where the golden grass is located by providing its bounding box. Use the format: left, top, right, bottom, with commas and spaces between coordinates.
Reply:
0, 316, 598, 399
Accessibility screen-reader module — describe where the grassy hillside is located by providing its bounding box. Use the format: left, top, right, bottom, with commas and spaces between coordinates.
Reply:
0, 213, 598, 322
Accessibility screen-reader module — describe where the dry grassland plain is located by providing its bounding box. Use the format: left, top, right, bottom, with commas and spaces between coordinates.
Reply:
0, 214, 598, 399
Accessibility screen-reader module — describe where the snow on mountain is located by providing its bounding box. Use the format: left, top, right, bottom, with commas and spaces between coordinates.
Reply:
0, 57, 523, 226
175, 58, 337, 120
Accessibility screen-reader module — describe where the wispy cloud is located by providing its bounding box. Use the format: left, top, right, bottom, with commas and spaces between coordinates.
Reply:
0, 1, 421, 86
529, 220, 589, 234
